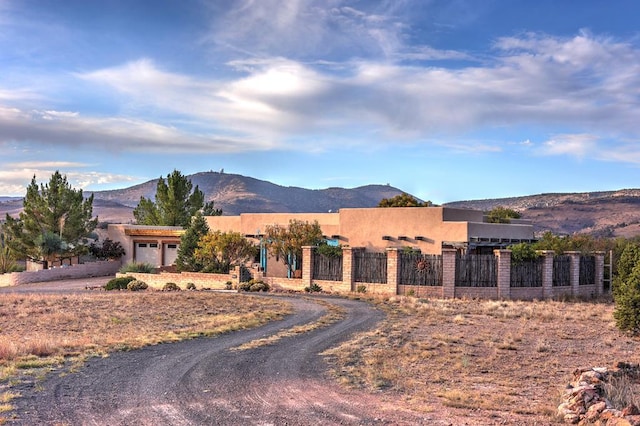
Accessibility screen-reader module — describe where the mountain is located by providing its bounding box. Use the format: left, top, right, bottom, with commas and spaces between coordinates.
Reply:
82, 171, 406, 223
444, 189, 640, 237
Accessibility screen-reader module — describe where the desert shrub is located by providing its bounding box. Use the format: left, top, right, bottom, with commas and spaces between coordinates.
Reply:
356, 284, 367, 293
119, 262, 157, 274
162, 282, 181, 292
225, 281, 233, 290
508, 242, 541, 263
127, 280, 148, 291
238, 279, 269, 292
104, 276, 136, 291
316, 243, 342, 257
89, 238, 125, 260
305, 282, 322, 293
185, 282, 196, 290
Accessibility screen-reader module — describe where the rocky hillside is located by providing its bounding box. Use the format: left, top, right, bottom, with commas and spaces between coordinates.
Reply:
445, 189, 640, 237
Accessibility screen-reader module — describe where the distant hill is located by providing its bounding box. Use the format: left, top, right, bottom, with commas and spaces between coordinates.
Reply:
3, 172, 640, 238
444, 189, 640, 237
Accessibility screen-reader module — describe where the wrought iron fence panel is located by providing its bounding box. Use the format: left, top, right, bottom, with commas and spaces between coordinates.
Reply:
455, 254, 497, 287
579, 255, 596, 286
510, 257, 544, 287
354, 251, 387, 283
553, 255, 571, 287
399, 252, 442, 286
312, 252, 343, 281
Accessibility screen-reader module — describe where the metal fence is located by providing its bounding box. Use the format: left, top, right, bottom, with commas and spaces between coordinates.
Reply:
455, 254, 497, 287
354, 251, 387, 284
510, 257, 544, 287
312, 252, 343, 281
579, 255, 596, 285
398, 252, 442, 286
553, 255, 571, 287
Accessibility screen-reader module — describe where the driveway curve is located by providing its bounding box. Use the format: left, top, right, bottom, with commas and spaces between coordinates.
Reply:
10, 294, 430, 425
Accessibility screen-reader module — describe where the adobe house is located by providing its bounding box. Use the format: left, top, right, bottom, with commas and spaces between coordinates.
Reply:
108, 207, 534, 271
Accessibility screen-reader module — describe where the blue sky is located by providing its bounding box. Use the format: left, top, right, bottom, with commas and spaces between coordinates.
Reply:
1, 1, 640, 204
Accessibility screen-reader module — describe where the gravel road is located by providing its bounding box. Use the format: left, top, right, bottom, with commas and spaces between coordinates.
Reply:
9, 291, 431, 425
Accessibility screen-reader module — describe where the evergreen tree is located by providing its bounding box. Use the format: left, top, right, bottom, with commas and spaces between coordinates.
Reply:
175, 212, 210, 272
613, 242, 640, 334
133, 170, 207, 227
2, 171, 97, 267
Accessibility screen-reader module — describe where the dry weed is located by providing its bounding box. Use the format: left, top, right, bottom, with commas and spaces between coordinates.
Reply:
326, 295, 640, 424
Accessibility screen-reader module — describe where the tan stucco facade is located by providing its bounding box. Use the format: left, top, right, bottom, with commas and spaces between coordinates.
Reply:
108, 207, 534, 267
205, 207, 534, 254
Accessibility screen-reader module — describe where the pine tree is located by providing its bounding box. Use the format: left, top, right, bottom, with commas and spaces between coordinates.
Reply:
133, 170, 207, 227
2, 171, 97, 267
175, 212, 210, 272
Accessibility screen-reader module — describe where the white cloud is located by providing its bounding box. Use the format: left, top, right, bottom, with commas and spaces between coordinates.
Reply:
0, 166, 141, 196
541, 134, 599, 158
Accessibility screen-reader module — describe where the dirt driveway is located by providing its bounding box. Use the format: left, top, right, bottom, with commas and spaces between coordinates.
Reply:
7, 282, 448, 425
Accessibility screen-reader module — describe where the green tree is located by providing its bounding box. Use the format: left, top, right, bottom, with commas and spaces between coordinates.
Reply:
378, 193, 432, 207
0, 230, 18, 274
133, 170, 208, 227
486, 206, 521, 223
175, 212, 210, 272
202, 201, 222, 216
612, 242, 640, 334
194, 231, 257, 273
264, 219, 323, 275
2, 171, 97, 267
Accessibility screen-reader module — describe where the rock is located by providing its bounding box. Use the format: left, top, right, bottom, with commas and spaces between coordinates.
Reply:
585, 401, 607, 421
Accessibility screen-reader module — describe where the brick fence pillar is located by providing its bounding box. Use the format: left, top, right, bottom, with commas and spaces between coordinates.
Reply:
540, 250, 555, 300
442, 249, 457, 298
595, 251, 605, 297
386, 248, 400, 295
342, 246, 357, 292
495, 249, 511, 300
302, 246, 314, 288
566, 251, 581, 297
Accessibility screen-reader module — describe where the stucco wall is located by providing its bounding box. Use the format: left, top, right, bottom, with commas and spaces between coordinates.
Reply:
0, 260, 122, 287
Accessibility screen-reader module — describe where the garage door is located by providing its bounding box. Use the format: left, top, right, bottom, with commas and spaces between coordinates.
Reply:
136, 242, 158, 265
163, 243, 179, 266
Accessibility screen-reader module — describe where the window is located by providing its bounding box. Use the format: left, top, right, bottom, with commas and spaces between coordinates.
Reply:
150, 243, 158, 248
138, 243, 147, 248
167, 244, 177, 249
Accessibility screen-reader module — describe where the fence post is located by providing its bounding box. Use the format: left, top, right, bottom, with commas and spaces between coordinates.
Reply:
302, 246, 314, 289
386, 248, 400, 295
566, 251, 581, 297
539, 250, 555, 300
442, 248, 457, 298
595, 251, 605, 297
495, 249, 511, 300
342, 246, 356, 291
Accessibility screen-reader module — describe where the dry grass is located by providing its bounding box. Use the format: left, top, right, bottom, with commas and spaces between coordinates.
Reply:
324, 296, 640, 424
0, 291, 291, 420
